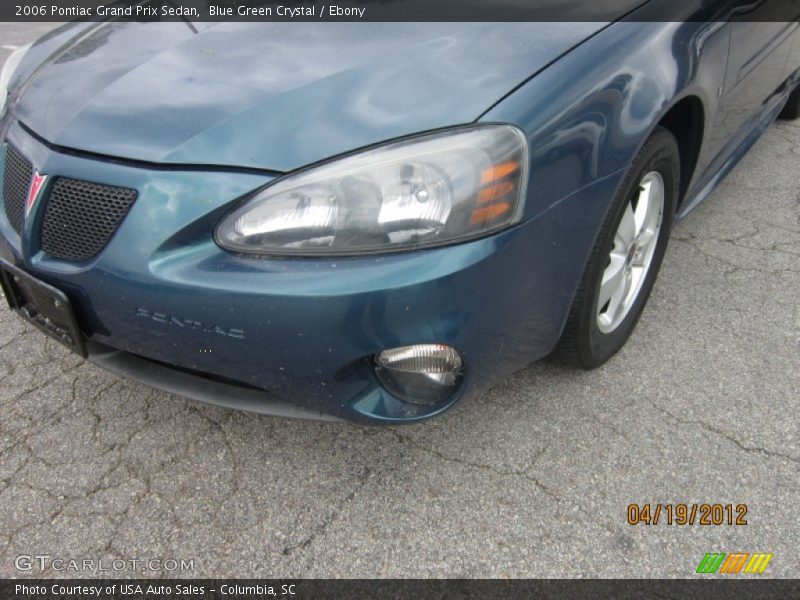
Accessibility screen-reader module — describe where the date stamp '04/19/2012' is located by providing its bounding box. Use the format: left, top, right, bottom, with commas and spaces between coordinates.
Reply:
627, 503, 749, 526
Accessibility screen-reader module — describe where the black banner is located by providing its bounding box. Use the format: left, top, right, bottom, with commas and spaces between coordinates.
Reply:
2, 0, 800, 22
2, 579, 800, 600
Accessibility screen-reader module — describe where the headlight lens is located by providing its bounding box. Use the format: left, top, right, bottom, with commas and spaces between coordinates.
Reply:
0, 43, 32, 115
215, 125, 528, 256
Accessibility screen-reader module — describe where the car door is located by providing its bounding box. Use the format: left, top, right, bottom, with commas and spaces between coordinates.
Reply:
715, 1, 797, 141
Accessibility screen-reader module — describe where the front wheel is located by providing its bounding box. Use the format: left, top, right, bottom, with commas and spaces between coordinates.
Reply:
554, 126, 680, 369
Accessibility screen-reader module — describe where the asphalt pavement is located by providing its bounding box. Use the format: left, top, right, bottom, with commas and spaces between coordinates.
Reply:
0, 22, 798, 578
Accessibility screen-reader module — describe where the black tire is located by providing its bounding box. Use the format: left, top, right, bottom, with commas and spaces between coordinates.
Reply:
778, 85, 800, 120
553, 126, 680, 369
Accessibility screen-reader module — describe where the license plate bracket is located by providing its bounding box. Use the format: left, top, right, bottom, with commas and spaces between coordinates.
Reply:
0, 259, 87, 357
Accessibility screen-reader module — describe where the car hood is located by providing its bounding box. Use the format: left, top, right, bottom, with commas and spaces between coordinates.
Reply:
13, 22, 607, 172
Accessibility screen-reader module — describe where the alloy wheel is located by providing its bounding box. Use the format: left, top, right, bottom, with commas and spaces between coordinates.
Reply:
596, 171, 664, 334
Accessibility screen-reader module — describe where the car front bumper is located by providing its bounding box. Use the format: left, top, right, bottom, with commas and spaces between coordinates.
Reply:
0, 121, 616, 423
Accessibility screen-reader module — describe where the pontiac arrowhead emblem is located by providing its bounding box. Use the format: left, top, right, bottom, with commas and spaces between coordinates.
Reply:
26, 171, 47, 218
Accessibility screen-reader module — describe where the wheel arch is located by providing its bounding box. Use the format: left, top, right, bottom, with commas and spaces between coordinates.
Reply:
653, 94, 706, 211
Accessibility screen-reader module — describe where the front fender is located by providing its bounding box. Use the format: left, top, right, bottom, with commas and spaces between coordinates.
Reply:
481, 20, 728, 223
479, 18, 731, 343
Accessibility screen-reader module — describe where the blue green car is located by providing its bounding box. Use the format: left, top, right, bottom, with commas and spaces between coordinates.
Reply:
1, 10, 799, 423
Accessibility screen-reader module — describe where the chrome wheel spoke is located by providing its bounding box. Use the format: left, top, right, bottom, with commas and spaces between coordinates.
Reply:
617, 202, 636, 246
598, 252, 626, 310
634, 180, 652, 236
620, 267, 634, 308
635, 227, 656, 249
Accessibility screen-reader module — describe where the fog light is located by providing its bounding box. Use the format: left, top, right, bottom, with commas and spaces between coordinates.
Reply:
374, 344, 464, 405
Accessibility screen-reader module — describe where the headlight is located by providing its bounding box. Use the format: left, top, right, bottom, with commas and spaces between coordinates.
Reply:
0, 43, 32, 115
215, 125, 528, 256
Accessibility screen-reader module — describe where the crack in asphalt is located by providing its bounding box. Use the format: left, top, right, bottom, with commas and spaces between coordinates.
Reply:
387, 430, 560, 500
280, 466, 373, 559
652, 404, 799, 465
672, 235, 799, 276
